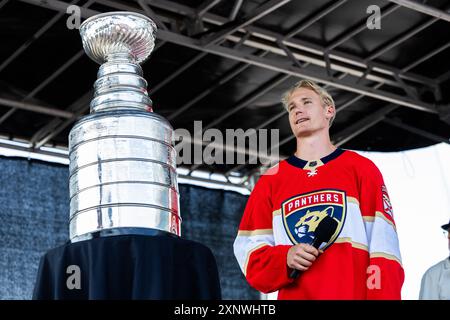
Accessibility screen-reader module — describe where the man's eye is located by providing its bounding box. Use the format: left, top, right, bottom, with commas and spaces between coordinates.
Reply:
305, 101, 311, 104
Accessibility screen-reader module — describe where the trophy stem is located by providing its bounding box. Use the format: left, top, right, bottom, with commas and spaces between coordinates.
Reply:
90, 53, 153, 113
106, 52, 134, 62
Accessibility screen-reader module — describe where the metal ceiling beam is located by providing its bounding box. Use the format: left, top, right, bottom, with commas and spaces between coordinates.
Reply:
0, 49, 84, 126
201, 0, 291, 46
402, 42, 450, 72
0, 0, 82, 73
16, 0, 226, 132
284, 0, 348, 39
30, 90, 92, 139
326, 3, 401, 51
3, 7, 155, 127
93, 0, 173, 24
30, 50, 85, 98
255, 110, 286, 130
211, 30, 434, 89
0, 0, 10, 10
223, 136, 289, 176
153, 39, 245, 116
175, 131, 280, 164
151, 52, 208, 94
144, 14, 231, 99
366, 15, 439, 61
276, 39, 305, 68
143, 0, 436, 87
0, 97, 74, 118
33, 91, 92, 148
157, 30, 437, 113
0, 0, 94, 125
239, 75, 380, 143
166, 0, 352, 123
196, 0, 222, 18
383, 118, 450, 144
332, 105, 398, 147
204, 74, 290, 131
18, 0, 97, 17
387, 0, 450, 23
244, 73, 350, 132
166, 0, 356, 126
356, 3, 450, 99
336, 83, 384, 112
0, 108, 16, 125
137, 0, 168, 30
167, 51, 269, 121
185, 73, 286, 169
23, 0, 436, 88
186, 73, 289, 173
14, 3, 164, 122
13, 0, 440, 139
437, 69, 450, 84
229, 0, 243, 21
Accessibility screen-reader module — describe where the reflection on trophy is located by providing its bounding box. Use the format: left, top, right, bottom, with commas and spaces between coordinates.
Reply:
69, 12, 181, 241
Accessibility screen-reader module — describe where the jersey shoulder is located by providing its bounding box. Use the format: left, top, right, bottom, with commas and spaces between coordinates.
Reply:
259, 159, 292, 178
342, 150, 382, 174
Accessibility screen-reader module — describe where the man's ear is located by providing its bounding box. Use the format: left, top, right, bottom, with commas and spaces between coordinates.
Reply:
325, 104, 335, 119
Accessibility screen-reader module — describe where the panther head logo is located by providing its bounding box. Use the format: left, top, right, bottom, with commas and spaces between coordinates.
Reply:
294, 206, 337, 237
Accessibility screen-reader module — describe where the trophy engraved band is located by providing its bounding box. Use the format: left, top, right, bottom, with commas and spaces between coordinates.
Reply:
69, 12, 181, 241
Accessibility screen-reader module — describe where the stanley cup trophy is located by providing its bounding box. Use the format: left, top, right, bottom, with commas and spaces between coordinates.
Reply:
69, 12, 181, 241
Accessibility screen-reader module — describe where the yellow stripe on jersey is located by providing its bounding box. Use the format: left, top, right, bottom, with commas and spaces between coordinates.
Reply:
334, 237, 369, 251
243, 243, 269, 276
238, 229, 273, 237
370, 252, 403, 266
363, 212, 397, 231
375, 211, 396, 230
272, 209, 281, 217
347, 196, 359, 206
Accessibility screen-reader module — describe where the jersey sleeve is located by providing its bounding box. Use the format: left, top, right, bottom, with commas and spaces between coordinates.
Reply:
233, 174, 294, 293
358, 160, 405, 300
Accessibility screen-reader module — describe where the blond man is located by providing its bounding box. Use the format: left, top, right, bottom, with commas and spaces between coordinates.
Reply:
234, 80, 404, 299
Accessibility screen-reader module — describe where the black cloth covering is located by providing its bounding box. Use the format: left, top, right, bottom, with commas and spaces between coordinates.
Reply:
32, 234, 221, 300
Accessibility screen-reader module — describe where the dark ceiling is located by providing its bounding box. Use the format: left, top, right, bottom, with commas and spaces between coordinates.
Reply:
0, 0, 449, 179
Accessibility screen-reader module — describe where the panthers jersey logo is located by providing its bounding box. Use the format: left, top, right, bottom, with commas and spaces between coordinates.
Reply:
281, 190, 347, 250
382, 185, 393, 218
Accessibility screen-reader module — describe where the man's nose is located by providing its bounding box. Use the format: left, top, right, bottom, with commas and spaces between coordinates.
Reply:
294, 107, 304, 114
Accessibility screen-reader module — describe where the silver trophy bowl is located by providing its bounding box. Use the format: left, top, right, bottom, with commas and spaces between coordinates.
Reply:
80, 11, 156, 65
69, 12, 181, 241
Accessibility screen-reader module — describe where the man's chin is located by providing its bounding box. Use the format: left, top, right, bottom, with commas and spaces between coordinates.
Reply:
294, 129, 314, 138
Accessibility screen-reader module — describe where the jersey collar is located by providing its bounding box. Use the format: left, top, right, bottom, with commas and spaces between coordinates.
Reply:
286, 148, 345, 170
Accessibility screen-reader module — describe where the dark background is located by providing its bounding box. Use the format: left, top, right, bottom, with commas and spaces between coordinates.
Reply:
0, 156, 258, 299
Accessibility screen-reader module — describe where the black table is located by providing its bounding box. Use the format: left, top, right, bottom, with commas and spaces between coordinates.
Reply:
33, 234, 221, 299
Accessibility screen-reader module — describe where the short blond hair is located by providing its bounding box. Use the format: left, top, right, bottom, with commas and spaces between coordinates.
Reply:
281, 79, 336, 127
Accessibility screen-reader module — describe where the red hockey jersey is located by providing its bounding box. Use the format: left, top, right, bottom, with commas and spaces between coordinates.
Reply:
233, 149, 404, 299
